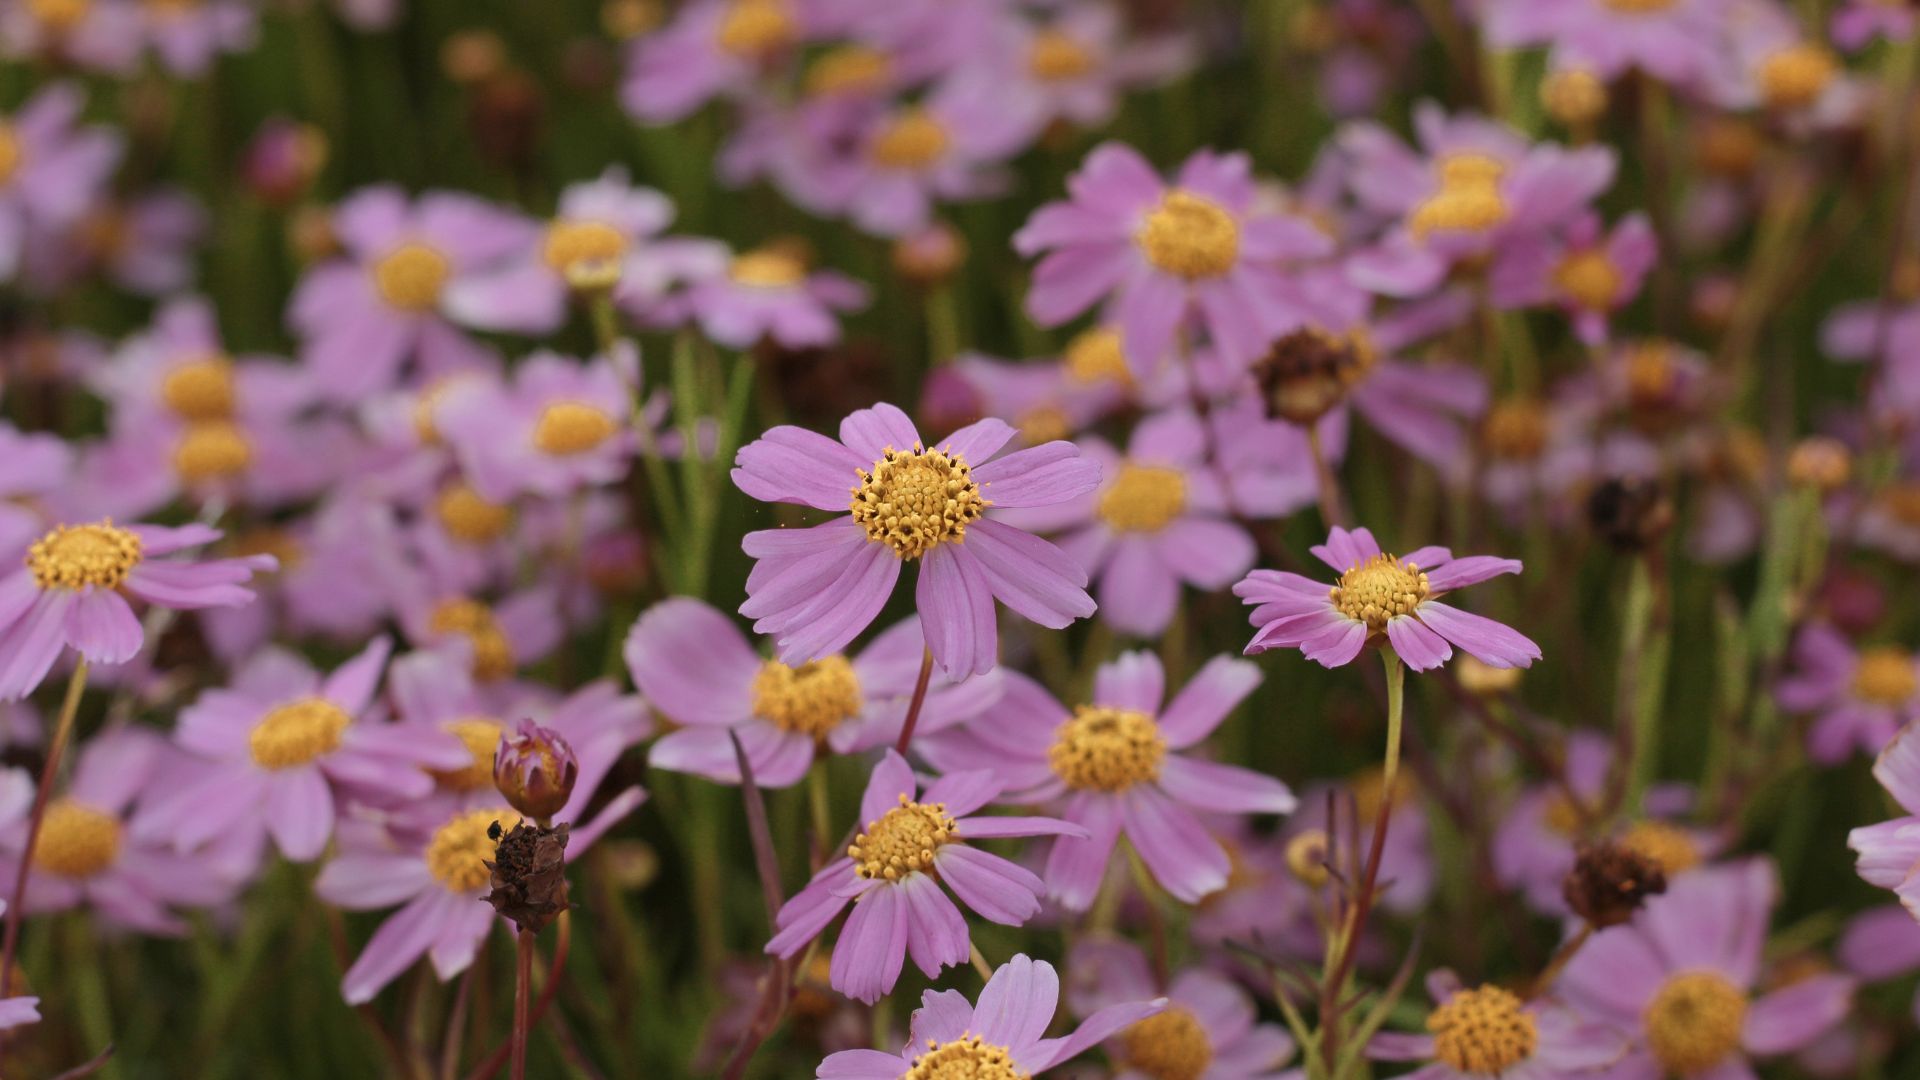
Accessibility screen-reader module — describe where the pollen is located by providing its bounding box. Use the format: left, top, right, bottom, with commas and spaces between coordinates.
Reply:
1048, 706, 1166, 792
805, 45, 892, 97
849, 443, 989, 560
1542, 68, 1607, 128
1759, 44, 1837, 111
430, 718, 506, 791
372, 243, 450, 312
870, 108, 950, 171
1137, 190, 1240, 279
1481, 397, 1550, 461
1618, 820, 1700, 875
1427, 985, 1538, 1076
902, 1034, 1028, 1080
159, 355, 236, 420
1854, 648, 1917, 705
532, 401, 618, 456
1062, 327, 1132, 386
249, 698, 351, 769
751, 656, 863, 739
0, 123, 20, 184
436, 482, 514, 544
542, 220, 628, 275
1097, 464, 1187, 533
1644, 971, 1748, 1076
1028, 29, 1095, 81
730, 249, 807, 288
430, 598, 515, 681
25, 0, 92, 32
28, 521, 143, 591
848, 795, 957, 880
1554, 249, 1621, 310
1122, 1008, 1213, 1080
33, 800, 122, 879
426, 808, 520, 893
174, 420, 254, 482
1410, 154, 1508, 238
715, 0, 793, 57
1329, 553, 1429, 631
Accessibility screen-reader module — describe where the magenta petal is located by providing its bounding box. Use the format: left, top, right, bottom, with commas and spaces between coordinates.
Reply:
1044, 793, 1123, 911
899, 873, 971, 979
1157, 655, 1262, 749
918, 545, 997, 680
829, 884, 911, 1004
940, 418, 1016, 463
817, 1049, 913, 1079
975, 443, 1102, 508
1156, 757, 1296, 816
63, 590, 143, 664
1092, 650, 1164, 713
1743, 975, 1853, 1055
1024, 998, 1167, 1072
966, 520, 1095, 630
859, 750, 919, 824
1425, 555, 1523, 592
1414, 602, 1540, 668
839, 402, 922, 459
341, 890, 452, 1005
767, 861, 855, 957
970, 954, 1061, 1051
1386, 615, 1454, 671
733, 425, 867, 511
1120, 785, 1230, 903
935, 845, 1044, 926
265, 768, 335, 861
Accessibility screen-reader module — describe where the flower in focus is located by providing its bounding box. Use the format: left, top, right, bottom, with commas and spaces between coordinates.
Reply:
764, 751, 1087, 1003
812, 952, 1164, 1076
1778, 623, 1920, 765
731, 402, 1099, 678
1064, 937, 1298, 1080
493, 720, 577, 821
1234, 525, 1539, 671
1369, 970, 1624, 1080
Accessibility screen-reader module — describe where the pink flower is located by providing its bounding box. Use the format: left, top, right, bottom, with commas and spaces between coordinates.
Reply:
1479, 0, 1732, 89
0, 521, 271, 700
764, 751, 1087, 1003
1369, 969, 1624, 1080
436, 351, 636, 502
731, 402, 1099, 679
1064, 938, 1299, 1079
1851, 721, 1920, 910
669, 243, 869, 349
1234, 525, 1540, 671
0, 82, 122, 282
1777, 623, 1920, 764
1488, 211, 1657, 346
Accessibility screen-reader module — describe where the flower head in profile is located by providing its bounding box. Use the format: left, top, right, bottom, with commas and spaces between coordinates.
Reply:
0, 521, 272, 700
1369, 970, 1623, 1080
732, 402, 1099, 679
813, 953, 1164, 1078
764, 752, 1087, 1003
1850, 720, 1920, 910
1234, 525, 1539, 671
1777, 623, 1919, 764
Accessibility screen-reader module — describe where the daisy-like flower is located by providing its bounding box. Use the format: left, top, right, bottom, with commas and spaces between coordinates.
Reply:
435, 350, 636, 502
1015, 142, 1336, 371
764, 751, 1087, 1003
137, 638, 465, 861
1479, 0, 1731, 89
0, 82, 122, 282
1850, 719, 1920, 909
1065, 937, 1300, 1080
624, 598, 999, 786
671, 242, 869, 349
826, 79, 1031, 238
919, 651, 1294, 908
620, 0, 805, 124
1557, 858, 1854, 1079
813, 953, 1165, 1078
1369, 970, 1623, 1080
0, 521, 272, 700
731, 402, 1099, 679
287, 185, 534, 401
26, 186, 207, 297
1233, 525, 1540, 671
1489, 211, 1656, 346
1777, 623, 1920, 764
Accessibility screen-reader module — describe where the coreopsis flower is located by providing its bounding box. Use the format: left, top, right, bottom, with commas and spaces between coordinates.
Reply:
130, 0, 256, 76
670, 242, 868, 349
1833, 0, 1916, 49
0, 520, 272, 700
317, 784, 644, 1004
287, 185, 534, 400
1850, 719, 1920, 908
26, 186, 207, 296
392, 577, 566, 685
951, 327, 1149, 447
826, 80, 1032, 237
764, 751, 1087, 1003
1478, 0, 1732, 89
1369, 971, 1624, 1080
731, 402, 1099, 679
1064, 938, 1299, 1080
1557, 859, 1854, 1079
620, 0, 806, 123
0, 82, 122, 282
625, 598, 999, 786
1489, 211, 1656, 345
919, 651, 1294, 908
1015, 142, 1336, 372
976, 1, 1195, 138
1234, 525, 1540, 671
812, 953, 1165, 1077
1778, 623, 1920, 764
435, 351, 636, 502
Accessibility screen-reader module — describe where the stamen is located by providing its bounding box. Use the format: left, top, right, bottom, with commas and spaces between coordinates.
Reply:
849, 443, 989, 560
1427, 985, 1538, 1075
1481, 398, 1549, 461
25, 0, 92, 32
902, 1034, 1027, 1080
1553, 249, 1621, 311
1643, 971, 1747, 1075
1062, 327, 1132, 386
160, 355, 236, 420
542, 220, 628, 277
33, 800, 122, 879
1410, 154, 1508, 238
425, 808, 521, 893
0, 124, 19, 185
1854, 647, 1917, 705
751, 657, 863, 738
436, 482, 514, 544
1028, 29, 1095, 81
1048, 706, 1166, 792
1137, 190, 1239, 279
1097, 465, 1186, 533
715, 0, 792, 56
1328, 553, 1429, 631
1758, 44, 1837, 110
870, 108, 950, 170
430, 718, 506, 791
849, 795, 957, 880
372, 243, 450, 312
532, 401, 618, 456
1618, 820, 1699, 875
174, 420, 254, 482
430, 598, 515, 681
1121, 1008, 1213, 1080
730, 249, 807, 288
805, 45, 891, 97
27, 521, 143, 591
249, 698, 351, 769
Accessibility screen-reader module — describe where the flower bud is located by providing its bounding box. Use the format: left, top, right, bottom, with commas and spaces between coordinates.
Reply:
243, 119, 328, 207
1787, 436, 1851, 493
493, 720, 578, 822
891, 222, 967, 288
1284, 829, 1330, 886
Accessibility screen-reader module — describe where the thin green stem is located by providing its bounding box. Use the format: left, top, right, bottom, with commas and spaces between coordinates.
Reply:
2, 658, 89, 999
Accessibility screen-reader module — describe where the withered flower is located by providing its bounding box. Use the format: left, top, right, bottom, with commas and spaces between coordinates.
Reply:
484, 819, 572, 934
1563, 839, 1667, 929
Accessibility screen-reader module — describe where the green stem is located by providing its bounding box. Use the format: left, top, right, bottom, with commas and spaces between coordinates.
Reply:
1, 658, 89, 999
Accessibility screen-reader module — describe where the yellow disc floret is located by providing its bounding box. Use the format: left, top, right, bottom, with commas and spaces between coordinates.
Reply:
730, 249, 808, 287
805, 45, 892, 97
1759, 44, 1837, 111
1600, 0, 1676, 12
1028, 29, 1095, 81
1121, 1008, 1213, 1080
27, 522, 143, 591
425, 808, 520, 893
752, 656, 863, 739
1618, 820, 1700, 875
902, 1035, 1028, 1080
249, 698, 352, 769
1482, 398, 1549, 461
372, 243, 450, 312
436, 482, 514, 544
542, 220, 629, 276
430, 598, 515, 681
160, 355, 236, 420
1062, 327, 1132, 386
1554, 249, 1621, 310
33, 800, 122, 879
848, 795, 957, 881
1048, 705, 1166, 792
715, 0, 792, 56
1542, 68, 1607, 128
849, 444, 988, 560
1644, 971, 1748, 1075
532, 401, 618, 456
1855, 647, 1917, 705
1097, 464, 1187, 533
1427, 985, 1538, 1076
25, 0, 92, 32
174, 420, 253, 483
870, 108, 950, 170
1137, 190, 1239, 279
0, 123, 20, 185
1329, 553, 1429, 631
430, 718, 506, 791
1411, 154, 1508, 238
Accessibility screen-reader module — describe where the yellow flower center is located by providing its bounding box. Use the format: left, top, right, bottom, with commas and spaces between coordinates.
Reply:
1618, 820, 1699, 875
1411, 154, 1509, 238
542, 220, 628, 276
33, 800, 121, 879
430, 718, 505, 791
372, 243, 450, 312
1062, 327, 1132, 386
232, 527, 303, 577
730, 250, 808, 288
1879, 483, 1920, 527
848, 795, 957, 881
0, 123, 19, 186
751, 656, 863, 739
141, 0, 200, 16
1541, 791, 1594, 836
805, 45, 892, 97
1554, 249, 1621, 311
1644, 971, 1748, 1075
1122, 1008, 1213, 1080
249, 698, 352, 770
1482, 397, 1550, 461
1137, 190, 1240, 279
435, 482, 514, 544
1097, 464, 1187, 533
1622, 341, 1678, 410
849, 444, 989, 560
430, 598, 515, 681
160, 355, 237, 421
174, 420, 254, 482
715, 0, 793, 56
531, 401, 618, 456
27, 522, 143, 591
425, 808, 520, 893
1599, 0, 1675, 12
26, 0, 92, 31
1285, 829, 1331, 885
1428, 985, 1539, 1076
870, 108, 950, 171
1758, 44, 1837, 110
1017, 406, 1072, 446
1542, 68, 1607, 127
1329, 553, 1430, 631
1854, 647, 1917, 705
1028, 29, 1095, 81
1048, 705, 1166, 792
903, 1035, 1028, 1080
